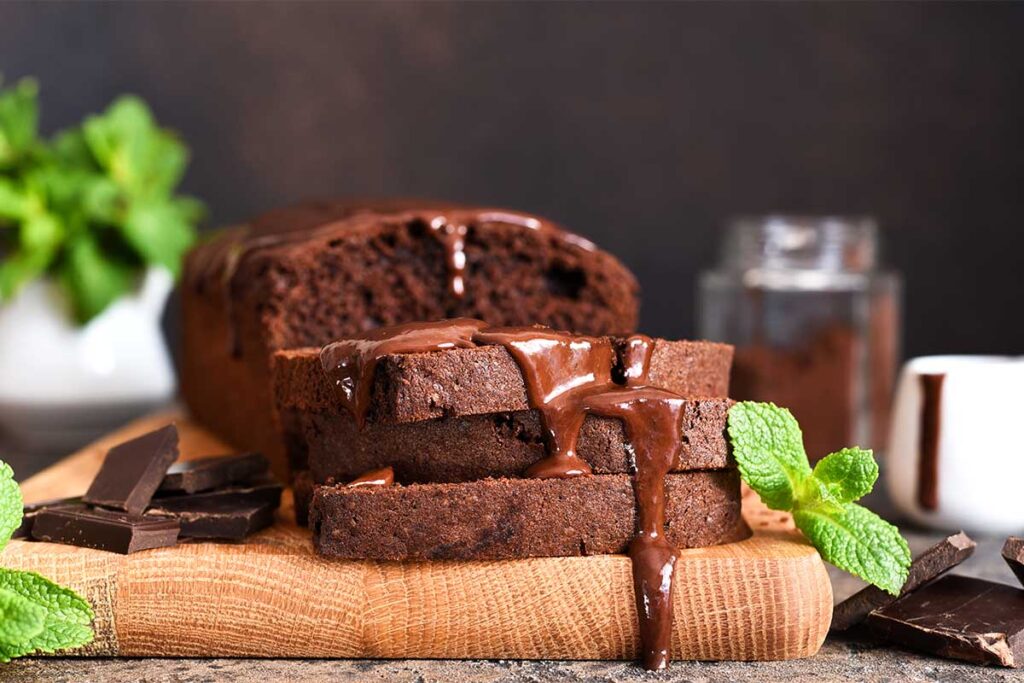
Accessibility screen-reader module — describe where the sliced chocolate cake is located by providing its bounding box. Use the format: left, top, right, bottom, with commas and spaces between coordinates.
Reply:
272, 335, 734, 480
181, 200, 640, 478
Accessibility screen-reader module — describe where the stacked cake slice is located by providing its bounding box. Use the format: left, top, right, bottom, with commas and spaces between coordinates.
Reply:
272, 321, 748, 561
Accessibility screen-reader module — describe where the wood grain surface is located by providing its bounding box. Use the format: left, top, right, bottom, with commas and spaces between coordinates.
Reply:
2, 411, 832, 661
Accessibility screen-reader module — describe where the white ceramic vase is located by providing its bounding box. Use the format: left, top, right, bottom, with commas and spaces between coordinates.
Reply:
0, 267, 176, 453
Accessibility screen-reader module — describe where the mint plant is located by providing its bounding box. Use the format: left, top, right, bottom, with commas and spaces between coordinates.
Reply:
0, 76, 203, 323
0, 461, 94, 661
728, 401, 911, 594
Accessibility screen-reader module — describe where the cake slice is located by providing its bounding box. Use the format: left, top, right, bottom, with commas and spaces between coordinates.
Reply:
181, 200, 640, 478
310, 470, 748, 561
284, 399, 732, 487
273, 338, 731, 424
273, 337, 732, 475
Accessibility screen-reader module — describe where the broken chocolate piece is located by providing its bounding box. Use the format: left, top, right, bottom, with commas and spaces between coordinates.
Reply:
157, 452, 269, 494
148, 495, 276, 540
866, 575, 1024, 668
152, 478, 283, 511
12, 497, 82, 539
832, 531, 976, 631
84, 424, 179, 515
1003, 537, 1024, 588
31, 505, 180, 554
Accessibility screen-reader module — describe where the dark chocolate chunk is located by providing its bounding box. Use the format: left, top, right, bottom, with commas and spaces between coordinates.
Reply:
148, 496, 276, 540
31, 505, 180, 554
866, 575, 1024, 668
831, 531, 976, 631
151, 478, 283, 512
1003, 537, 1024, 588
84, 424, 179, 515
12, 497, 82, 539
157, 452, 269, 494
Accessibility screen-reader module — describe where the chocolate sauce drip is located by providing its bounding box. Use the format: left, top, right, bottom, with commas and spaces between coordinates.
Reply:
620, 334, 655, 386
428, 216, 469, 297
320, 319, 485, 427
474, 328, 680, 669
347, 466, 395, 488
582, 386, 685, 671
472, 327, 614, 478
917, 373, 945, 511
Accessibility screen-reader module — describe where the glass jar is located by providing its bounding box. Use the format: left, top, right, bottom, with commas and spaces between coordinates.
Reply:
698, 216, 900, 461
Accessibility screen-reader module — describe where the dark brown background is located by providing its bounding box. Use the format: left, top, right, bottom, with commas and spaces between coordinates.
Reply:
2, 1, 1022, 357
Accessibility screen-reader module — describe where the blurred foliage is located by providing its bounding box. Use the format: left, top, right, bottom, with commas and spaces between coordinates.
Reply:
0, 77, 204, 323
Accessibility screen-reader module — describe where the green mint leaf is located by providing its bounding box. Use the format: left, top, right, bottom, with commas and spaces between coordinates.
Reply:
0, 587, 45, 647
0, 460, 22, 551
0, 568, 94, 660
58, 232, 134, 324
0, 178, 28, 221
793, 502, 911, 595
83, 96, 188, 199
0, 78, 39, 170
810, 447, 878, 504
121, 199, 197, 277
727, 401, 812, 510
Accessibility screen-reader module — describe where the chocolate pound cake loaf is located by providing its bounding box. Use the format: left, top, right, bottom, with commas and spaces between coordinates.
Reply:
181, 200, 640, 477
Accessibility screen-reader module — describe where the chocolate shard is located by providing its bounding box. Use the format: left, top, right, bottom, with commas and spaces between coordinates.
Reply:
1003, 537, 1024, 588
831, 531, 976, 631
157, 452, 269, 494
865, 575, 1024, 668
12, 497, 82, 540
147, 496, 276, 540
31, 505, 180, 554
84, 424, 179, 515
150, 478, 283, 513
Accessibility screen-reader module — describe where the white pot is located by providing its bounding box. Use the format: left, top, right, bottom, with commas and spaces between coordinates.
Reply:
0, 267, 176, 453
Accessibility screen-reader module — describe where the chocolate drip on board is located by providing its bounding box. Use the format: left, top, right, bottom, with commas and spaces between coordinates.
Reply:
320, 319, 485, 428
582, 385, 684, 671
917, 373, 945, 511
347, 466, 395, 488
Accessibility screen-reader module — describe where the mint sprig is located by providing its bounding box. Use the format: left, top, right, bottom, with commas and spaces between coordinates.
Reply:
0, 77, 204, 324
728, 401, 911, 595
0, 459, 94, 662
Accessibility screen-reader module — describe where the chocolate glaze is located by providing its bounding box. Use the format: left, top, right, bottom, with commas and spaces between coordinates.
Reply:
347, 466, 395, 488
429, 216, 469, 297
917, 373, 944, 511
187, 201, 596, 356
320, 319, 485, 428
619, 334, 655, 386
472, 326, 612, 479
318, 322, 692, 670
471, 329, 682, 669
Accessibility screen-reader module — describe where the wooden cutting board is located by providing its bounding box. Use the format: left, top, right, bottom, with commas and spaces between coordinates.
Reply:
2, 410, 832, 661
